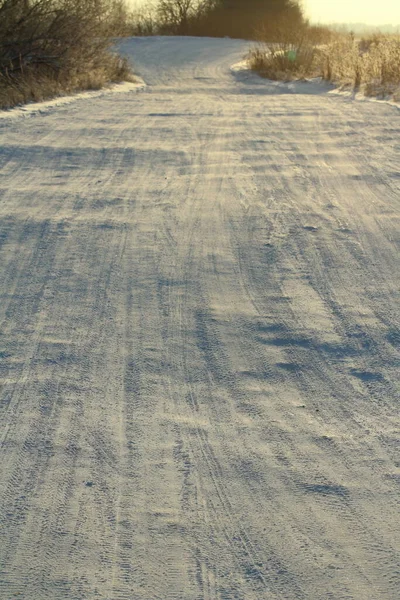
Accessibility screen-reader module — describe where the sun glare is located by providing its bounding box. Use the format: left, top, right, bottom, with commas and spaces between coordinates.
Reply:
304, 0, 400, 25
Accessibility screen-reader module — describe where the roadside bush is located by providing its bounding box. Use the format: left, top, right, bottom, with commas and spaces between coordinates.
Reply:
248, 18, 320, 80
248, 45, 316, 80
320, 34, 400, 99
249, 24, 400, 101
0, 0, 134, 109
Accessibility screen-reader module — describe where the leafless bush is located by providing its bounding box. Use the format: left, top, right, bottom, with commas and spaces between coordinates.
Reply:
0, 0, 134, 109
249, 18, 319, 80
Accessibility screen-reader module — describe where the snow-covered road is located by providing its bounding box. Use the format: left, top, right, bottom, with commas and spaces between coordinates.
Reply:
1, 37, 399, 600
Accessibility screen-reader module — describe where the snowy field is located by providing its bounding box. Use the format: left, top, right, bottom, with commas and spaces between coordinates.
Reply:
0, 36, 399, 599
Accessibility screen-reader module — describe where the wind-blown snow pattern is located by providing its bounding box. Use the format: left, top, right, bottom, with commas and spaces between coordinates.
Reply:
0, 37, 399, 600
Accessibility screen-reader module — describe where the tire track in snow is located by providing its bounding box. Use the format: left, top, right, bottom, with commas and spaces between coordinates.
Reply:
1, 37, 399, 600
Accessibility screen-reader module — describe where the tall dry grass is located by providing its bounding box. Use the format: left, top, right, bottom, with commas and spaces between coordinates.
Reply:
249, 27, 400, 101
320, 34, 400, 99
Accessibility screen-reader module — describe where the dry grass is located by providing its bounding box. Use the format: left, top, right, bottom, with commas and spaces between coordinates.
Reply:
250, 27, 400, 101
320, 34, 400, 99
0, 55, 133, 110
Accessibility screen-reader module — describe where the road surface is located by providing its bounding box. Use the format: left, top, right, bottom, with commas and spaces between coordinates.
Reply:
0, 37, 399, 600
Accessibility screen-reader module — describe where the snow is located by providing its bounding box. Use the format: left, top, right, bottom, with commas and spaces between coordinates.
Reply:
0, 79, 146, 121
0, 36, 399, 600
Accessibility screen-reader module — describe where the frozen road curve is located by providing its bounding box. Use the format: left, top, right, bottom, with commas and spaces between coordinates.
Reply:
1, 37, 399, 599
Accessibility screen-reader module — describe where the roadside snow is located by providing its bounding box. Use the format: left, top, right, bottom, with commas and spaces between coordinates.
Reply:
0, 79, 145, 120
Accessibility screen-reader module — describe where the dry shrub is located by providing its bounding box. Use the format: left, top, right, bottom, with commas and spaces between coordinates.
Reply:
320, 33, 400, 99
248, 45, 316, 81
0, 55, 132, 109
0, 0, 134, 109
249, 18, 320, 81
250, 25, 400, 100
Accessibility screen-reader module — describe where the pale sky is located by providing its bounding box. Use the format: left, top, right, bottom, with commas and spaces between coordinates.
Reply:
130, 0, 400, 26
304, 0, 400, 24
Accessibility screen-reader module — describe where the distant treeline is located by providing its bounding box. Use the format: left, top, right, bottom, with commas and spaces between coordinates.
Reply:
132, 0, 305, 40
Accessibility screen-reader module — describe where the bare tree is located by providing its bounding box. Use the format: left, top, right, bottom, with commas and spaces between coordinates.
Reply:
130, 4, 159, 36
156, 0, 206, 35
